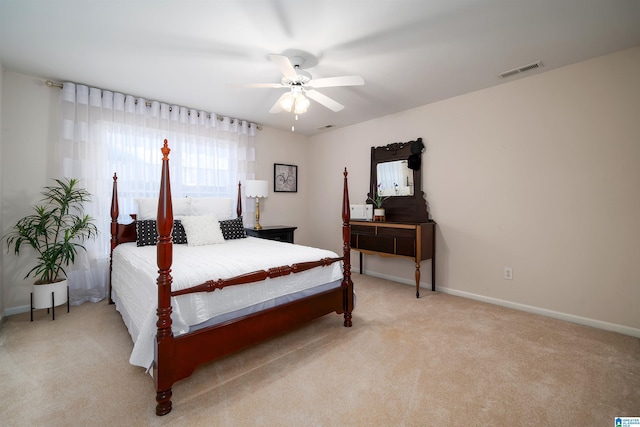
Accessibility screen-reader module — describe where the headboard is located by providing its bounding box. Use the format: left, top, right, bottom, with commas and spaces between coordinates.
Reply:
109, 178, 243, 249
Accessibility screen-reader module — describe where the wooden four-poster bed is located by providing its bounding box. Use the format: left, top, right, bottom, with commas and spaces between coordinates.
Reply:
109, 140, 354, 415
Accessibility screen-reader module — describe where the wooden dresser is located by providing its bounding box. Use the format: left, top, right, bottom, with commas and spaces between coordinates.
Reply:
353, 138, 435, 298
350, 220, 436, 298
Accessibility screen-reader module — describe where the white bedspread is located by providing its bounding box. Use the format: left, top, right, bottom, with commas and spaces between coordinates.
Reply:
111, 236, 343, 369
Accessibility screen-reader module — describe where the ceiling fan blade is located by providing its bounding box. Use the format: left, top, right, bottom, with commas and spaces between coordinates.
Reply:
308, 75, 364, 88
269, 92, 290, 113
226, 83, 284, 89
269, 54, 298, 81
305, 90, 344, 112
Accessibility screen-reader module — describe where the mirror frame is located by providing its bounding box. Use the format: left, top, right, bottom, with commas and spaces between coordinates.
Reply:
369, 139, 429, 223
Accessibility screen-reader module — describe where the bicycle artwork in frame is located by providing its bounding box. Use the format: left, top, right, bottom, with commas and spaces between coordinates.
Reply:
274, 163, 298, 193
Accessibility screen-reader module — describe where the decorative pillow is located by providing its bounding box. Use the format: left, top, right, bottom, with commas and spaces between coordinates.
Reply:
189, 197, 234, 220
172, 220, 188, 244
136, 220, 158, 247
135, 197, 192, 220
219, 216, 247, 240
136, 220, 188, 246
180, 214, 225, 246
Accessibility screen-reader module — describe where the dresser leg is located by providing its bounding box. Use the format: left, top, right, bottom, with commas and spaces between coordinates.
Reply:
432, 257, 436, 292
415, 262, 421, 298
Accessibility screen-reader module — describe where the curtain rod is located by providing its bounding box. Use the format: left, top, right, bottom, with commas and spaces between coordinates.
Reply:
45, 80, 262, 130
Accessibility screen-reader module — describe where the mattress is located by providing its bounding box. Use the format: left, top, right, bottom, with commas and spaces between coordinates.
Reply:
111, 236, 343, 369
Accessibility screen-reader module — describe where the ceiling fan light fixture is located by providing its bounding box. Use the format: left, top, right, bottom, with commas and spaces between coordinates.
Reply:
251, 52, 363, 117
279, 93, 294, 112
294, 94, 310, 114
279, 89, 310, 114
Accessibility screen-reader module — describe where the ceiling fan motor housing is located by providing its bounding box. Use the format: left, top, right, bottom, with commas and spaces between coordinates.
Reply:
282, 69, 312, 85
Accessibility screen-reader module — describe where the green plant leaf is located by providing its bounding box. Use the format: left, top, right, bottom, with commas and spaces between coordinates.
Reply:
2, 178, 98, 284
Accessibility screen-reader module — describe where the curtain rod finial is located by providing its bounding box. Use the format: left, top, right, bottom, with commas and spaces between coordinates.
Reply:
46, 80, 63, 88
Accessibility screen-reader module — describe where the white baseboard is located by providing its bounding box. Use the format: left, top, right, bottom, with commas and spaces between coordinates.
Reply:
3, 305, 30, 317
360, 271, 640, 338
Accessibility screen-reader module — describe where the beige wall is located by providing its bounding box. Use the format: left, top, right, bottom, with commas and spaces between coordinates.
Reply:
250, 126, 313, 245
1, 72, 60, 314
310, 46, 640, 334
2, 47, 639, 336
0, 62, 4, 320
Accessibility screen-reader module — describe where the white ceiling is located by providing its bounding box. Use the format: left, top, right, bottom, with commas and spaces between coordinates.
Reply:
1, 0, 639, 136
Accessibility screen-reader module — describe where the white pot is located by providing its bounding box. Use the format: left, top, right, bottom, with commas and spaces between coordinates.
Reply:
374, 208, 385, 217
32, 279, 68, 309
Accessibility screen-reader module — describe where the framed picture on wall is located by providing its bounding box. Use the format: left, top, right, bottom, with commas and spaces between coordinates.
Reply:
274, 163, 298, 193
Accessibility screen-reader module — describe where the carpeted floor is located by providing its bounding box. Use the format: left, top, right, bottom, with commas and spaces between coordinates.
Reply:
1, 275, 639, 426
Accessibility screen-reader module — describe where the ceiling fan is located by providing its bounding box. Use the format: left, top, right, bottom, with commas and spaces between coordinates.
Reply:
228, 53, 364, 115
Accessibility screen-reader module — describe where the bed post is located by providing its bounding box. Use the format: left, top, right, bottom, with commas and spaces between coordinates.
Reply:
155, 139, 175, 416
342, 168, 353, 327
237, 181, 242, 218
109, 173, 119, 305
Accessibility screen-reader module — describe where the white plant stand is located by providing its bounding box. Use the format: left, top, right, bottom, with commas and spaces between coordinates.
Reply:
31, 280, 70, 321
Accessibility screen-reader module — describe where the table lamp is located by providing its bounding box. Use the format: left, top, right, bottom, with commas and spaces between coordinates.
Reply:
245, 180, 269, 230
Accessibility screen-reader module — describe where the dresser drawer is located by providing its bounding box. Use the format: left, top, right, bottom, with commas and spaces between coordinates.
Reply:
263, 231, 292, 242
395, 238, 416, 257
376, 227, 415, 239
351, 225, 376, 236
245, 226, 297, 244
355, 235, 395, 253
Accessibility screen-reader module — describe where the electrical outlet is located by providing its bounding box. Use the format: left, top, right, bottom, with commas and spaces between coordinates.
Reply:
504, 267, 513, 280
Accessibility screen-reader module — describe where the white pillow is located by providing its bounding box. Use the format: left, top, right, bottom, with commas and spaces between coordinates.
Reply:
135, 197, 192, 220
189, 198, 234, 220
180, 214, 225, 246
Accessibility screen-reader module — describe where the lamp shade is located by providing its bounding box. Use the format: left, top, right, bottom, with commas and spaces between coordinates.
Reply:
245, 180, 269, 198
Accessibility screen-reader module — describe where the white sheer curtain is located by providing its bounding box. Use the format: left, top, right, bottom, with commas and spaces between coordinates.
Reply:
58, 83, 257, 305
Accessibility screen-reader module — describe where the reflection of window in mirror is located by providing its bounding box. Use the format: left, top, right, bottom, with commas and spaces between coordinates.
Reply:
377, 160, 414, 196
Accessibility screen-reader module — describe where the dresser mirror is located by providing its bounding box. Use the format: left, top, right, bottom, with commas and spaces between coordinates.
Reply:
376, 160, 414, 196
369, 138, 430, 223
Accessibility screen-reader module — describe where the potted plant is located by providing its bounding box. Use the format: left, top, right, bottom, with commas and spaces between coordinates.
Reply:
368, 183, 391, 221
4, 178, 98, 313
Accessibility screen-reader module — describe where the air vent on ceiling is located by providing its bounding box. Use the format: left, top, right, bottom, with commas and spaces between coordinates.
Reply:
499, 61, 543, 79
319, 124, 334, 130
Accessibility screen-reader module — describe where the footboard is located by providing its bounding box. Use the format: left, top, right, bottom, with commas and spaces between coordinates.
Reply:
171, 286, 345, 382
171, 257, 344, 297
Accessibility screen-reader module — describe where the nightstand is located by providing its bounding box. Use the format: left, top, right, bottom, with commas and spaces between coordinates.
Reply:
245, 225, 297, 243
